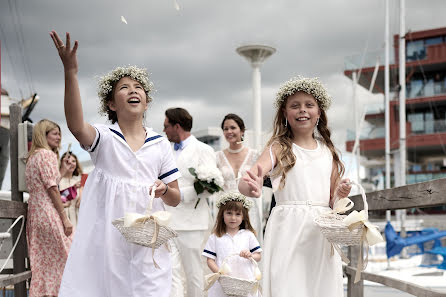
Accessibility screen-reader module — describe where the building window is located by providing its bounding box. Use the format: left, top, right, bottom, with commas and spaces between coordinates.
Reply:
425, 112, 434, 134
406, 40, 425, 62
408, 113, 424, 133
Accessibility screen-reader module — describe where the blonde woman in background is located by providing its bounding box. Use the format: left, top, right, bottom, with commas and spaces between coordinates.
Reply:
59, 151, 83, 227
25, 119, 72, 297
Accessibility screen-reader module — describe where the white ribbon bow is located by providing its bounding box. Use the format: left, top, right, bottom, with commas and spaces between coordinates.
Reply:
343, 210, 384, 247
122, 184, 172, 268
204, 262, 231, 291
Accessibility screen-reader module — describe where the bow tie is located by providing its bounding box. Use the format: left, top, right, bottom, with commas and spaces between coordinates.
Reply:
174, 142, 183, 151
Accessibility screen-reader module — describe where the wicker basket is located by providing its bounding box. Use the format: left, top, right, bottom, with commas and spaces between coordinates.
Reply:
218, 255, 260, 297
112, 185, 177, 249
314, 181, 367, 246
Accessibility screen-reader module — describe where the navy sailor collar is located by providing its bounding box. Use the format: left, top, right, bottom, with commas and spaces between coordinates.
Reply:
108, 123, 163, 150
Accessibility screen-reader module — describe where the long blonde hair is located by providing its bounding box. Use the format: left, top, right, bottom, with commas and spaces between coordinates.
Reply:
27, 119, 61, 161
267, 94, 345, 190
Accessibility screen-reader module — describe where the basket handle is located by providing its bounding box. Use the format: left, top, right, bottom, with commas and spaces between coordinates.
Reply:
221, 253, 259, 269
347, 181, 368, 214
145, 184, 157, 215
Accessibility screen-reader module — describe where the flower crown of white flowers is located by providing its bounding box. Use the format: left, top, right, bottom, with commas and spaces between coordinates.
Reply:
97, 66, 154, 114
216, 192, 254, 210
274, 76, 332, 111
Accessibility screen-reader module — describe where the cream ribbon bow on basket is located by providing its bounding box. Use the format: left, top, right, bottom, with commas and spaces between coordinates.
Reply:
332, 181, 384, 283
123, 184, 172, 268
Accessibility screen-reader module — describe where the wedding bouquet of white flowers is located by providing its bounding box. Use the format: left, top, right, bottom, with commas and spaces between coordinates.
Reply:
188, 165, 224, 208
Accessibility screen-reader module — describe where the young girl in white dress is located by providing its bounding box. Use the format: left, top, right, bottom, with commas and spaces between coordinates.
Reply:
216, 114, 262, 243
203, 192, 262, 297
50, 31, 182, 297
239, 76, 352, 297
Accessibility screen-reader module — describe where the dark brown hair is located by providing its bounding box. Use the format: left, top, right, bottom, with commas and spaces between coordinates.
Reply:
213, 201, 256, 237
220, 113, 245, 132
165, 108, 193, 131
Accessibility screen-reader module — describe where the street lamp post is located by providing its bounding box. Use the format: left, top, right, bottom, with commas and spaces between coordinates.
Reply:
236, 45, 276, 150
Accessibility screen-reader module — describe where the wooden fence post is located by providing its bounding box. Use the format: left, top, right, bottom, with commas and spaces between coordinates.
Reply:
10, 104, 27, 297
347, 246, 363, 297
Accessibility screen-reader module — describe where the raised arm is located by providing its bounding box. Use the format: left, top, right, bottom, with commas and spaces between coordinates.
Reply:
50, 31, 96, 147
238, 145, 276, 197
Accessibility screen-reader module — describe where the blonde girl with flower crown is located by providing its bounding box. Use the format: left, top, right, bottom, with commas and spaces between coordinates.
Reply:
202, 192, 262, 297
49, 31, 181, 297
239, 76, 352, 297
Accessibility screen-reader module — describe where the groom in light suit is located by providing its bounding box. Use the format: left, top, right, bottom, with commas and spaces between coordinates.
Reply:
163, 108, 217, 297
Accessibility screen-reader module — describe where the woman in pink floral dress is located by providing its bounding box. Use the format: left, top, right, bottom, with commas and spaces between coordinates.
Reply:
25, 119, 73, 297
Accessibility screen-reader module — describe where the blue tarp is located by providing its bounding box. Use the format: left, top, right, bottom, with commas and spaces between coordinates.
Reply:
385, 222, 446, 258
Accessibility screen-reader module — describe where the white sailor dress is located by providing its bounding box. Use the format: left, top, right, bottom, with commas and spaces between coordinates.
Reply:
58, 123, 181, 297
203, 229, 262, 297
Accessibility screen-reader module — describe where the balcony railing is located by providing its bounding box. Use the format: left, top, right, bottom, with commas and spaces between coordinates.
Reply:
409, 119, 446, 134
346, 127, 385, 141
405, 80, 446, 99
347, 119, 446, 142
344, 49, 388, 71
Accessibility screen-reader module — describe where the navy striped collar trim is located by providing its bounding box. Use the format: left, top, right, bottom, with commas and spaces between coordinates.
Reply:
109, 128, 162, 144
109, 128, 126, 141
145, 134, 162, 143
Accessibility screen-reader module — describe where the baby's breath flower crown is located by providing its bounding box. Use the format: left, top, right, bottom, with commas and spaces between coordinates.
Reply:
216, 192, 254, 210
97, 66, 154, 115
274, 76, 332, 111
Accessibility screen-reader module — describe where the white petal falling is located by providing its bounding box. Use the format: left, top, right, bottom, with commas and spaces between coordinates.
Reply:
121, 16, 128, 24
174, 0, 180, 11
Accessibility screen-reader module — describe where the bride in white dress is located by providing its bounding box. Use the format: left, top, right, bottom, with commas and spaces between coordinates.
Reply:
215, 114, 263, 244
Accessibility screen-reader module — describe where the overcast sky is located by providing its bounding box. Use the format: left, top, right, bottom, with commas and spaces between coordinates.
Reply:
1, 0, 445, 163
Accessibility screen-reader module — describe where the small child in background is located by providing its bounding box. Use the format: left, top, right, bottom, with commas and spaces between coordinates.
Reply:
203, 192, 262, 297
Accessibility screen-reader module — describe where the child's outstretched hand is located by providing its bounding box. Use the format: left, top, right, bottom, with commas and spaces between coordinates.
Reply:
335, 178, 352, 199
239, 250, 252, 259
243, 164, 263, 198
50, 31, 78, 74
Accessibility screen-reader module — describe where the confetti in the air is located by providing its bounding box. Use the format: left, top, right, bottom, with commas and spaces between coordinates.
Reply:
121, 16, 128, 24
174, 0, 180, 11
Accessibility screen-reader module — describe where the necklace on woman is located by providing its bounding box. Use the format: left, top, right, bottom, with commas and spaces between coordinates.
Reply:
227, 146, 244, 154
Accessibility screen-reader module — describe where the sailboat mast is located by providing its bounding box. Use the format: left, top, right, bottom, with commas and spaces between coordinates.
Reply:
385, 0, 391, 222
399, 0, 406, 187
398, 0, 407, 236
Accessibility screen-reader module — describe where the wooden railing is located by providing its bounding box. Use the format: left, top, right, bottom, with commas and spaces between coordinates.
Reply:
0, 104, 30, 297
345, 177, 446, 297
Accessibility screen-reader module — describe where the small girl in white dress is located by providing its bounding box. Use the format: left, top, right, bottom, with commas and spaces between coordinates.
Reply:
50, 31, 182, 297
203, 192, 262, 297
